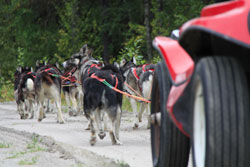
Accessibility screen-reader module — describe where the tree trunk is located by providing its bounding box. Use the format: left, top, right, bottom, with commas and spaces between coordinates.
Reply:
101, 0, 110, 64
144, 0, 152, 61
157, 0, 163, 33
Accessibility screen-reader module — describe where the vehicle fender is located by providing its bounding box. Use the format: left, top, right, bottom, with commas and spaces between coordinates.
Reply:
153, 36, 194, 86
153, 37, 195, 136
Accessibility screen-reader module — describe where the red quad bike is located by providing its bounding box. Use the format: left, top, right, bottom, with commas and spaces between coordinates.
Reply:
150, 0, 250, 167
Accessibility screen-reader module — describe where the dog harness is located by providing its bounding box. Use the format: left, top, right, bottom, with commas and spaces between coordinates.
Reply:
62, 66, 77, 85
142, 64, 155, 72
87, 64, 101, 74
90, 73, 118, 89
27, 71, 36, 78
132, 64, 155, 81
132, 68, 140, 80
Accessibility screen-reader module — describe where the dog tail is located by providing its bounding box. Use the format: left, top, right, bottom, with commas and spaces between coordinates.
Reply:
27, 78, 34, 91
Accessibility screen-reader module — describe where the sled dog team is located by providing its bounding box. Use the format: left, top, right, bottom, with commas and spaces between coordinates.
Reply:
14, 44, 155, 145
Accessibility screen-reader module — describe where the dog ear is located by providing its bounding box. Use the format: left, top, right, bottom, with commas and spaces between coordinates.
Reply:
120, 59, 126, 67
17, 66, 22, 73
87, 48, 93, 57
79, 44, 88, 56
36, 60, 40, 67
114, 62, 120, 68
132, 57, 137, 65
31, 67, 34, 72
55, 62, 60, 69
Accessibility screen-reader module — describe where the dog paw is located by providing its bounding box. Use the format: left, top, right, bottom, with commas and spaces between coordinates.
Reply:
29, 115, 34, 119
58, 120, 65, 124
98, 132, 106, 140
133, 123, 139, 130
38, 118, 43, 122
24, 113, 29, 119
90, 137, 96, 146
115, 140, 123, 145
68, 110, 74, 117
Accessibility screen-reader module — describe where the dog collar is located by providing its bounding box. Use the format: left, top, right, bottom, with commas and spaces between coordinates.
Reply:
132, 68, 140, 80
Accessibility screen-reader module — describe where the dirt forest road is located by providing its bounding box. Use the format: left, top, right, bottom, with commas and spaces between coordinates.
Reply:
0, 102, 152, 167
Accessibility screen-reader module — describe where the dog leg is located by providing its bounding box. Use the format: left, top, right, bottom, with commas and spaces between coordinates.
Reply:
70, 93, 78, 117
103, 113, 109, 131
28, 100, 34, 119
114, 106, 122, 141
138, 102, 146, 123
108, 108, 122, 145
38, 102, 44, 122
130, 98, 139, 129
89, 115, 97, 146
76, 88, 83, 115
146, 103, 151, 129
109, 120, 122, 145
55, 99, 65, 124
65, 92, 72, 116
95, 109, 106, 140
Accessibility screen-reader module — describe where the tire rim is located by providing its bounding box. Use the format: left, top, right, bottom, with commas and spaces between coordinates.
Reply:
193, 80, 206, 167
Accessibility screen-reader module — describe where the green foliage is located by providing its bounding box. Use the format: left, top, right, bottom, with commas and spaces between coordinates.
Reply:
0, 83, 14, 102
0, 143, 11, 148
119, 38, 145, 65
18, 156, 38, 165
0, 0, 211, 101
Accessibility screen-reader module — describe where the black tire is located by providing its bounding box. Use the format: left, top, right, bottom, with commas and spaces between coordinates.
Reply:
192, 57, 250, 167
151, 61, 190, 167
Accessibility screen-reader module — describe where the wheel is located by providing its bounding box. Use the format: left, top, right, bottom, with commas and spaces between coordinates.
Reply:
151, 61, 190, 167
192, 57, 250, 167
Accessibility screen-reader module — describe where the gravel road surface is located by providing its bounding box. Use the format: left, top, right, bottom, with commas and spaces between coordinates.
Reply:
0, 102, 152, 167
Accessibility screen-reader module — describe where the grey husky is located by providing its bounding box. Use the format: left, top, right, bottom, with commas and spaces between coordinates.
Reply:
120, 57, 155, 129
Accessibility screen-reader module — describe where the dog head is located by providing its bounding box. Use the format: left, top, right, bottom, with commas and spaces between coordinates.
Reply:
62, 57, 80, 70
119, 57, 136, 74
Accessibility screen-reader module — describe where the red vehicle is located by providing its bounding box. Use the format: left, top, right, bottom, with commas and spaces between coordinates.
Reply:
150, 0, 250, 167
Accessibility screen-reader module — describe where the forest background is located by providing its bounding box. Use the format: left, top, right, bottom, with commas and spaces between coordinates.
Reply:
0, 0, 211, 100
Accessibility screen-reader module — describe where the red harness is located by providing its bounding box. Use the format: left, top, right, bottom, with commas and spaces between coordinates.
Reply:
90, 73, 118, 89
27, 72, 36, 78
132, 68, 140, 80
62, 67, 77, 84
142, 64, 155, 72
132, 64, 155, 81
87, 64, 101, 74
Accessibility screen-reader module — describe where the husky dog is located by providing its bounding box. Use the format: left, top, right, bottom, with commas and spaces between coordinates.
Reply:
35, 61, 55, 114
34, 62, 65, 123
61, 44, 100, 117
83, 64, 124, 145
14, 67, 36, 119
62, 56, 82, 116
120, 57, 155, 129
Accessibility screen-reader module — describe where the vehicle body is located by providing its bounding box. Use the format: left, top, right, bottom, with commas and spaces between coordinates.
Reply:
151, 0, 250, 166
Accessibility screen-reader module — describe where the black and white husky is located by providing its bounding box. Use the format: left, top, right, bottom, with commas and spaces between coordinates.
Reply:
14, 67, 36, 119
34, 63, 65, 123
83, 64, 124, 145
120, 58, 155, 129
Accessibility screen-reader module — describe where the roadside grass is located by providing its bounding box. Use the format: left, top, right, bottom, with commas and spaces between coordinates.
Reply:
0, 83, 14, 102
122, 96, 132, 112
122, 95, 142, 113
116, 159, 130, 167
7, 136, 46, 159
27, 136, 47, 152
18, 156, 38, 165
0, 143, 11, 148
